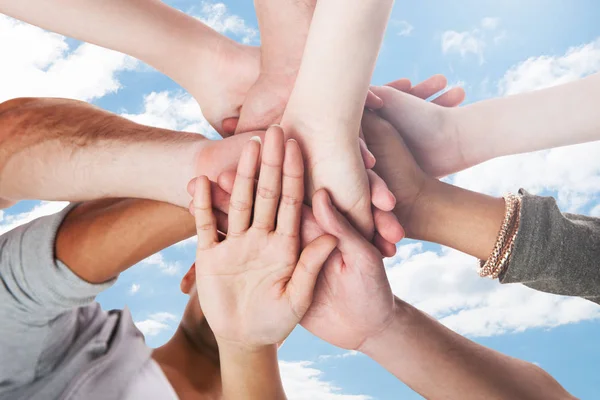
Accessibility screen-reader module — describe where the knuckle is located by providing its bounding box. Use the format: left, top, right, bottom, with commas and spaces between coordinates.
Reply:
196, 222, 214, 231
230, 199, 252, 212
275, 229, 299, 239
257, 186, 279, 200
252, 219, 273, 231
280, 194, 301, 206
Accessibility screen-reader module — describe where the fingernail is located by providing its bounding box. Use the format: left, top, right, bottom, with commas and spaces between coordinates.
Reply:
187, 178, 197, 196
367, 149, 376, 163
250, 136, 262, 144
269, 124, 282, 129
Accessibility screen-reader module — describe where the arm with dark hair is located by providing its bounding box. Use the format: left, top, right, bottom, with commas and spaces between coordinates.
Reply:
0, 97, 261, 209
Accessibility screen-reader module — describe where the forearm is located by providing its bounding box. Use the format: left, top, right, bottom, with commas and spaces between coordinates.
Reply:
0, 97, 200, 206
361, 298, 574, 400
0, 0, 232, 89
55, 198, 195, 284
281, 0, 393, 134
219, 344, 286, 400
456, 72, 600, 166
254, 0, 315, 74
0, 97, 260, 207
402, 178, 505, 260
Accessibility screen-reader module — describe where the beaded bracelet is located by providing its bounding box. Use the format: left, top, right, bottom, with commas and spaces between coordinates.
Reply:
479, 194, 522, 278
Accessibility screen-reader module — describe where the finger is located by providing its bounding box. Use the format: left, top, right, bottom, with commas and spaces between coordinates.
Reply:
367, 169, 396, 212
276, 139, 305, 237
384, 78, 412, 92
374, 233, 397, 257
211, 183, 231, 215
228, 137, 261, 236
189, 179, 230, 213
432, 87, 466, 108
365, 90, 384, 110
253, 126, 285, 231
193, 176, 218, 250
221, 117, 239, 137
312, 189, 376, 255
287, 234, 338, 318
409, 74, 448, 100
373, 208, 405, 244
359, 137, 376, 169
217, 170, 237, 195
189, 199, 229, 233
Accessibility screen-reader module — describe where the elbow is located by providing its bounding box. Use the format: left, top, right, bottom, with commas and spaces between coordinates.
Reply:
0, 98, 41, 139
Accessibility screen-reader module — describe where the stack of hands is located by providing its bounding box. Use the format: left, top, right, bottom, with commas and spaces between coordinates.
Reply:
2, 1, 595, 398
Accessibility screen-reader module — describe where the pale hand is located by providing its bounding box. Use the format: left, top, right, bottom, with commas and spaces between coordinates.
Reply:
190, 44, 261, 137
370, 75, 466, 178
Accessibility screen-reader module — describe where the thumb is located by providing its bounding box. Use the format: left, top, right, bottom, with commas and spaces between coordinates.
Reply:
312, 189, 375, 255
287, 235, 337, 318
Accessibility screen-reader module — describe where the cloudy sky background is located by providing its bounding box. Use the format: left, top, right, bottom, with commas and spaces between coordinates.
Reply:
1, 1, 600, 398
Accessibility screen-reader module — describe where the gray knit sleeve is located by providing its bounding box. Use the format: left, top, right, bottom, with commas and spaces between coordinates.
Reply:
500, 190, 600, 305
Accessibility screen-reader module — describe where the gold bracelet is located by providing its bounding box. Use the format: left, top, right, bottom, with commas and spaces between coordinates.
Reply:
479, 194, 521, 278
491, 196, 522, 278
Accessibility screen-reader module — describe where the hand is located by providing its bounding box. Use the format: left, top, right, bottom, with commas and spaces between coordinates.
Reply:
235, 69, 384, 133
362, 76, 464, 236
370, 75, 466, 178
188, 44, 261, 137
191, 126, 337, 349
213, 139, 405, 257
300, 189, 395, 350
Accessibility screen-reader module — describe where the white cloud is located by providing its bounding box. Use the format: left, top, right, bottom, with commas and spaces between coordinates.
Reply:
498, 38, 600, 96
134, 312, 179, 337
387, 245, 600, 337
481, 17, 500, 30
591, 204, 600, 217
280, 361, 371, 400
121, 91, 220, 140
393, 20, 414, 37
442, 30, 486, 63
135, 319, 170, 337
129, 283, 141, 295
140, 252, 182, 275
384, 242, 423, 266
318, 350, 360, 361
0, 15, 137, 103
0, 201, 69, 235
452, 141, 600, 212
194, 1, 258, 44
441, 17, 504, 64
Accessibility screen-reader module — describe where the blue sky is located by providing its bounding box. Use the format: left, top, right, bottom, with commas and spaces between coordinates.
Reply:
1, 1, 600, 399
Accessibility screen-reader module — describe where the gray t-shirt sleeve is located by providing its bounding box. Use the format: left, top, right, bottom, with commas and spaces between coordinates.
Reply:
0, 204, 115, 390
500, 190, 600, 305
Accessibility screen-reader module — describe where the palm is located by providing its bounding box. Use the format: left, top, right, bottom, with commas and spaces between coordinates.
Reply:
196, 231, 300, 347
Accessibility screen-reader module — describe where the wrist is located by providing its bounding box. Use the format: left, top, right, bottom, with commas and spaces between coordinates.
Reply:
218, 340, 278, 359
402, 177, 506, 260
359, 296, 414, 357
398, 177, 444, 241
451, 105, 494, 170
